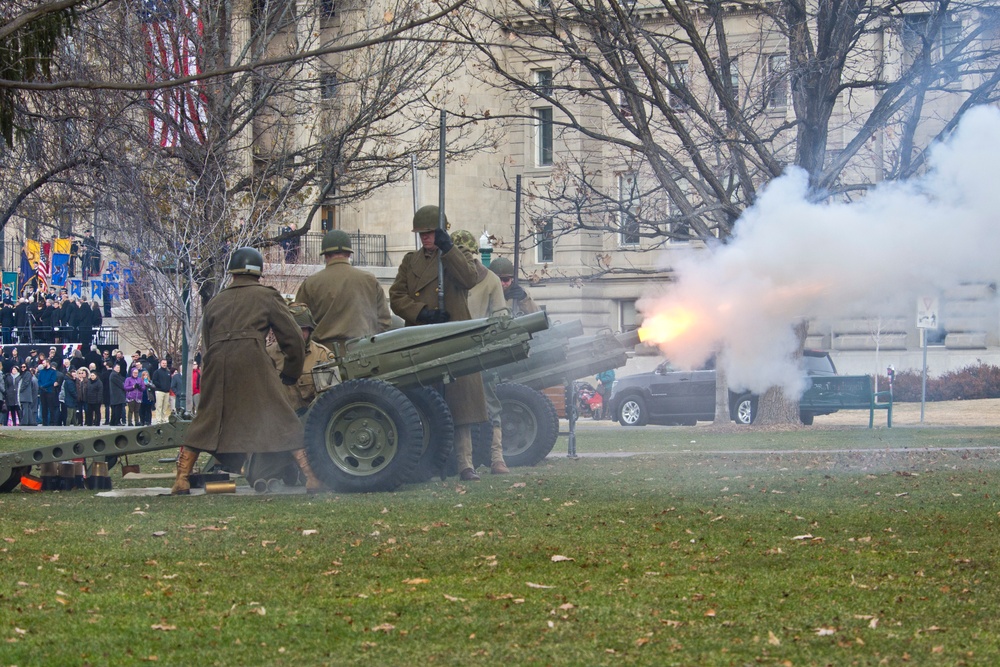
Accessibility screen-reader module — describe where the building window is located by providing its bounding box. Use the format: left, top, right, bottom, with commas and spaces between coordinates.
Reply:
536, 218, 554, 262
767, 54, 788, 109
320, 73, 338, 100
618, 299, 638, 332
538, 0, 552, 10
320, 0, 336, 17
534, 107, 554, 167
618, 172, 640, 246
534, 68, 553, 96
320, 205, 337, 231
667, 60, 689, 110
717, 58, 739, 111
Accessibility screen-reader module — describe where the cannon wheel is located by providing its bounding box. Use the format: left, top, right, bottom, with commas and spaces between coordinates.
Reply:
304, 379, 423, 493
496, 383, 559, 467
0, 466, 30, 493
402, 387, 454, 483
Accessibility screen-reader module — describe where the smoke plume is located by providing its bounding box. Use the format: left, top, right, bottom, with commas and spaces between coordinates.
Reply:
638, 105, 1000, 396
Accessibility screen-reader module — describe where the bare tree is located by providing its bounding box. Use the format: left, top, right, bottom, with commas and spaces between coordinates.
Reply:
0, 0, 493, 377
443, 0, 1000, 423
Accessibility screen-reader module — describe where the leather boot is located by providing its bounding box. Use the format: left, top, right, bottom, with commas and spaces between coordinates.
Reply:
490, 424, 509, 474
170, 448, 200, 495
291, 449, 325, 493
454, 425, 480, 481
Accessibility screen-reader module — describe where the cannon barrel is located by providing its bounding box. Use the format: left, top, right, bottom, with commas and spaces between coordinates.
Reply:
492, 326, 640, 391
329, 311, 549, 389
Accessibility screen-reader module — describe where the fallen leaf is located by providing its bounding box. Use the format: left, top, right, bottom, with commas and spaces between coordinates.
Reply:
791, 534, 813, 541
559, 603, 575, 611
14, 628, 27, 635
403, 578, 430, 585
511, 482, 526, 488
443, 594, 465, 602
152, 531, 167, 537
372, 623, 395, 632
704, 609, 716, 617
150, 624, 176, 631
635, 637, 650, 647
869, 618, 879, 629
815, 627, 836, 636
527, 582, 555, 589
550, 555, 574, 562
768, 630, 780, 645
302, 529, 318, 536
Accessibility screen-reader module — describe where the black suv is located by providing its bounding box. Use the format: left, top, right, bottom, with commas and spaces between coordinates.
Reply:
608, 350, 839, 426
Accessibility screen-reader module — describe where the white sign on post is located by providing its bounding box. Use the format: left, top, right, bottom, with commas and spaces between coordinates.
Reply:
917, 296, 939, 330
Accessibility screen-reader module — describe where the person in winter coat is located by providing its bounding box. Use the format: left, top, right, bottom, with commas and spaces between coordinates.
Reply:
151, 359, 172, 423
83, 370, 103, 426
0, 365, 10, 425
123, 367, 144, 426
171, 247, 314, 495
139, 369, 154, 426
389, 206, 488, 482
5, 366, 20, 425
60, 366, 79, 426
109, 364, 126, 426
73, 369, 87, 426
100, 361, 114, 425
169, 369, 184, 414
16, 366, 38, 426
72, 300, 93, 348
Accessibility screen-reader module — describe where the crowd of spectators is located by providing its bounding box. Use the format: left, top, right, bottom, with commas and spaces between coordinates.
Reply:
0, 346, 194, 428
0, 286, 111, 347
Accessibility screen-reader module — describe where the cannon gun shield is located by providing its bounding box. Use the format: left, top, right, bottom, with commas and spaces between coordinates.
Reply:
303, 379, 424, 493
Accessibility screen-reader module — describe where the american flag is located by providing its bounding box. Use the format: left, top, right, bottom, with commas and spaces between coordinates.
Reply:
139, 0, 207, 147
36, 242, 50, 294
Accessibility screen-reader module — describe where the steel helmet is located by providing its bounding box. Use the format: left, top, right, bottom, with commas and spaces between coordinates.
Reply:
321, 229, 353, 255
488, 256, 514, 279
412, 205, 448, 233
451, 229, 478, 256
287, 302, 317, 329
227, 247, 264, 276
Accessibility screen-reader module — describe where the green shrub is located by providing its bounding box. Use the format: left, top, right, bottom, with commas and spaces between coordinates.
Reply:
880, 362, 1000, 402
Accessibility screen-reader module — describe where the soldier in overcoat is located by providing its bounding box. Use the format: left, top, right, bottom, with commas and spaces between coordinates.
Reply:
171, 248, 323, 494
389, 206, 488, 481
294, 229, 391, 348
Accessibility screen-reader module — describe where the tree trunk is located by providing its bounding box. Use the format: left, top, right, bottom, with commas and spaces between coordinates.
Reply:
751, 320, 810, 426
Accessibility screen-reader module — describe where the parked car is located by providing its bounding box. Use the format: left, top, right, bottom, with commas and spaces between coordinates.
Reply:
608, 350, 841, 426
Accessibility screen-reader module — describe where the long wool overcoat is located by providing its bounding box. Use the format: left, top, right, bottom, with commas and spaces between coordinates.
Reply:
389, 246, 488, 425
185, 275, 305, 455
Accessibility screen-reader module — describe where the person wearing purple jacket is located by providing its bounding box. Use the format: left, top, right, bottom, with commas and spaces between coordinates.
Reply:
123, 367, 144, 427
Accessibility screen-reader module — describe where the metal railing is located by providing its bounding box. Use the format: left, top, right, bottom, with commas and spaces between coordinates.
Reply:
274, 231, 389, 267
0, 326, 119, 347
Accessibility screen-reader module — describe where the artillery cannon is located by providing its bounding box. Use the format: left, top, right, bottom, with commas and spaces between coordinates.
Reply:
0, 311, 548, 494
477, 326, 641, 467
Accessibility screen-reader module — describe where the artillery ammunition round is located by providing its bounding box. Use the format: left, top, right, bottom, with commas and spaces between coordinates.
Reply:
204, 481, 237, 494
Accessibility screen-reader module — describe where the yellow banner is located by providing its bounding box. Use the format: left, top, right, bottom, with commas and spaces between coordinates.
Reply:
52, 238, 71, 255
23, 239, 40, 268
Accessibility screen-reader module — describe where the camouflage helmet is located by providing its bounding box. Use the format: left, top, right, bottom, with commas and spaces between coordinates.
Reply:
227, 247, 264, 276
412, 205, 448, 233
451, 229, 478, 256
321, 229, 353, 255
287, 302, 317, 329
488, 256, 515, 279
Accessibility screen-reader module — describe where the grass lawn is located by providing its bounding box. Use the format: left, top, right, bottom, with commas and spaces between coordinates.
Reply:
2, 425, 999, 666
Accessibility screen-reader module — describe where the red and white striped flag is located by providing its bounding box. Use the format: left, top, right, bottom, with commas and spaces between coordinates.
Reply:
36, 242, 50, 294
139, 0, 207, 148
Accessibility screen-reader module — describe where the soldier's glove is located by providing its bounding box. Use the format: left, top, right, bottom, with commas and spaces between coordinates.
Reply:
506, 283, 528, 301
433, 228, 454, 253
416, 308, 451, 324
280, 373, 297, 386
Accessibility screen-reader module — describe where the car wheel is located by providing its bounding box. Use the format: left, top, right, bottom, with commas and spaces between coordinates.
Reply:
800, 412, 814, 426
617, 396, 647, 426
733, 395, 756, 425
